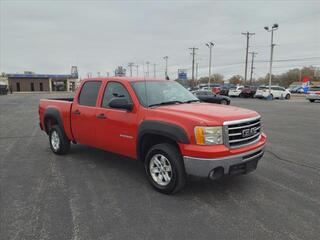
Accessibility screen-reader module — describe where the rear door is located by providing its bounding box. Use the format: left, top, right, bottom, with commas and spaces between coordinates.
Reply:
71, 80, 102, 146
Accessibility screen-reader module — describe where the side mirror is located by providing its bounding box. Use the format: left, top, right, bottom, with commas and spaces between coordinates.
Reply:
109, 98, 133, 111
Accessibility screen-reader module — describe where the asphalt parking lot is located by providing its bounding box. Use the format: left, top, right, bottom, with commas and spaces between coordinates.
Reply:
0, 93, 319, 240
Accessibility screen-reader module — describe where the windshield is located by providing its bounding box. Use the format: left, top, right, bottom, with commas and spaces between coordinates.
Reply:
131, 80, 199, 107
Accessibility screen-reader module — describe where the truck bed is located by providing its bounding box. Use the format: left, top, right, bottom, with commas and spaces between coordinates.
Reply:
39, 98, 74, 140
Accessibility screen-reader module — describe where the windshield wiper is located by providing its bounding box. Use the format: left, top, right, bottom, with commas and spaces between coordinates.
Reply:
184, 99, 200, 103
148, 101, 183, 107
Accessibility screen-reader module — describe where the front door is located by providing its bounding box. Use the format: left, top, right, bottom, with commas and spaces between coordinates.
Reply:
71, 80, 102, 146
95, 81, 138, 158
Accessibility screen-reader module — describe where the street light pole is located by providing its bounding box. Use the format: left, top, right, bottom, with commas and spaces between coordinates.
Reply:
264, 23, 278, 96
205, 42, 214, 88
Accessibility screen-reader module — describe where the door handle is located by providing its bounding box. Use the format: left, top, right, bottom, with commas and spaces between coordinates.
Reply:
72, 109, 81, 115
96, 113, 106, 119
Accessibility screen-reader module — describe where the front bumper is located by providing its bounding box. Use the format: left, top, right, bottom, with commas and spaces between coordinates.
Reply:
183, 145, 265, 178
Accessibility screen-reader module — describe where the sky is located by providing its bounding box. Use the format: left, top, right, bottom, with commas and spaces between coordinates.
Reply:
0, 0, 319, 80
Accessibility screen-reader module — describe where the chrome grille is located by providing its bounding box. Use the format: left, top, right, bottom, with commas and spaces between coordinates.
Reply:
224, 117, 261, 148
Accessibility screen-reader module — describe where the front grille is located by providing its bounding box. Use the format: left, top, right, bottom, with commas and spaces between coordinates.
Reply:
224, 117, 261, 148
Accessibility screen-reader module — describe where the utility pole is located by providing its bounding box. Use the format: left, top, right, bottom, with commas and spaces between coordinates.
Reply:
241, 32, 255, 84
128, 62, 134, 77
249, 52, 257, 84
146, 61, 150, 77
264, 23, 279, 96
189, 47, 199, 88
195, 63, 199, 83
163, 56, 168, 78
153, 63, 156, 77
205, 42, 214, 88
136, 64, 139, 76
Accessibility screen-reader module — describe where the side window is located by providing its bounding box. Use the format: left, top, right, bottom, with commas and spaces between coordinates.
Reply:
78, 81, 101, 106
271, 87, 277, 91
102, 82, 132, 108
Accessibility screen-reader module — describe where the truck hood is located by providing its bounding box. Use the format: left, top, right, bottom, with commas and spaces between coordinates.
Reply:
153, 103, 259, 125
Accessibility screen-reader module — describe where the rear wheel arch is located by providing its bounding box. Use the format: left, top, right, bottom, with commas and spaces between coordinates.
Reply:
43, 108, 68, 140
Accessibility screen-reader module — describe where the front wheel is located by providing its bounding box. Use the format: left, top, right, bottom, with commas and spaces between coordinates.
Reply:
145, 143, 186, 194
285, 94, 291, 100
220, 99, 228, 105
309, 99, 315, 103
49, 125, 70, 155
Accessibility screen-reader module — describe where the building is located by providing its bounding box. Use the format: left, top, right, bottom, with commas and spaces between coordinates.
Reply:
0, 73, 8, 86
7, 66, 79, 92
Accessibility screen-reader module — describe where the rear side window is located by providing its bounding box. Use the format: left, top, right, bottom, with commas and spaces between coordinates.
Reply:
78, 81, 101, 106
258, 87, 267, 90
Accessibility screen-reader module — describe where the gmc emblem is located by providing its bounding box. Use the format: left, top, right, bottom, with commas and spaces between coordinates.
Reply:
242, 127, 258, 138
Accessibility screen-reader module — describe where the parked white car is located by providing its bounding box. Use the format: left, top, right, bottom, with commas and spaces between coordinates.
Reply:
254, 86, 291, 100
228, 86, 244, 97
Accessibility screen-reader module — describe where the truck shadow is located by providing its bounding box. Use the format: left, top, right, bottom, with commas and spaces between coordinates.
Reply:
66, 144, 256, 196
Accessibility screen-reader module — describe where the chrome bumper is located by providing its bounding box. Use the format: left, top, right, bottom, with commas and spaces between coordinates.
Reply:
183, 146, 265, 178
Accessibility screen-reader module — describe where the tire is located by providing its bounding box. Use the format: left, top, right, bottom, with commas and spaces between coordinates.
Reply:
220, 99, 228, 105
285, 94, 291, 100
49, 125, 70, 155
144, 143, 186, 194
309, 99, 315, 103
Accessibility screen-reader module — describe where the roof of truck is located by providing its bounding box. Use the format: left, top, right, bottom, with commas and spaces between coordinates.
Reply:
82, 77, 168, 82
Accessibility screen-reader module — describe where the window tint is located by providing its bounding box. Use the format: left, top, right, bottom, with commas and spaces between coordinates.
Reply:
102, 82, 132, 108
78, 81, 101, 106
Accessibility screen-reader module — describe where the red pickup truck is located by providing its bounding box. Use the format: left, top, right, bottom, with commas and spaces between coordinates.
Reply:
39, 77, 266, 194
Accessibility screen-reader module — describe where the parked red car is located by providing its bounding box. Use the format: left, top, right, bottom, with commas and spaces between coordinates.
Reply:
39, 78, 266, 194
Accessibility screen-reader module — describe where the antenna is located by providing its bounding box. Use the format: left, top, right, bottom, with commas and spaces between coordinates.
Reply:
144, 73, 148, 107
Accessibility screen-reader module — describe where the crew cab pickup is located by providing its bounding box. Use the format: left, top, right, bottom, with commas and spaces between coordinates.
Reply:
39, 78, 267, 194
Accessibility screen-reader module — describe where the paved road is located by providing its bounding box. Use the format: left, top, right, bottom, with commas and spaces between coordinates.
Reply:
1, 94, 319, 240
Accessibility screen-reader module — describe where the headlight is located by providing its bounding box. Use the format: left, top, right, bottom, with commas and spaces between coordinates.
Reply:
194, 126, 223, 145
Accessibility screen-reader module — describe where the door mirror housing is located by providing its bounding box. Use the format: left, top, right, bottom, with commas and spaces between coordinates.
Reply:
109, 98, 133, 111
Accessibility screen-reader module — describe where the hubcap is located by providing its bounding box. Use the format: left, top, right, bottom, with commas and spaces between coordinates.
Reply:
149, 154, 172, 186
51, 131, 60, 151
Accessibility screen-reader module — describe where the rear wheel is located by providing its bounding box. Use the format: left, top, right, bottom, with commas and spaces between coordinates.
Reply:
145, 143, 186, 194
309, 99, 315, 103
285, 94, 291, 100
49, 125, 70, 155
